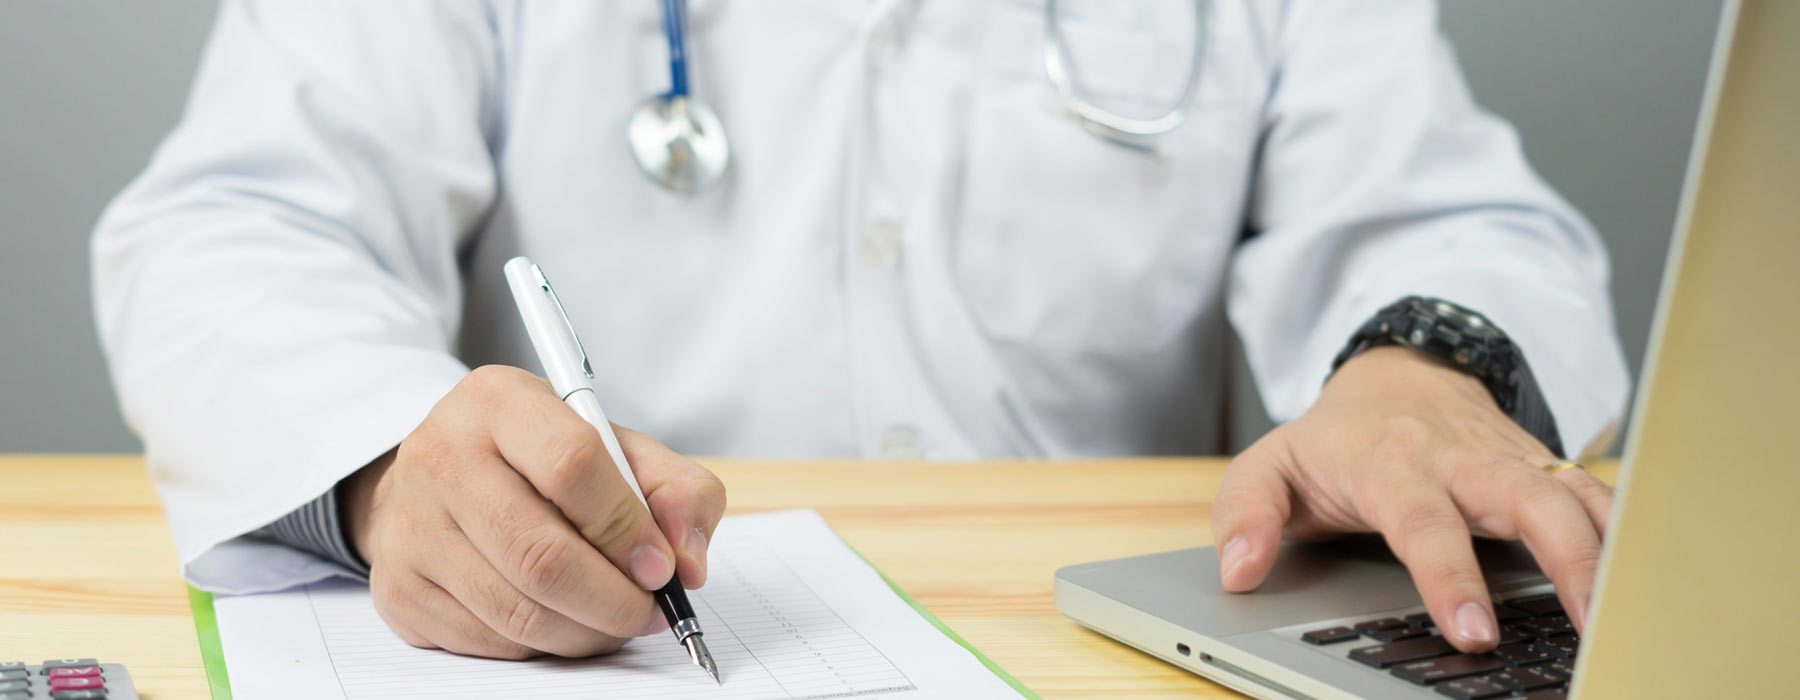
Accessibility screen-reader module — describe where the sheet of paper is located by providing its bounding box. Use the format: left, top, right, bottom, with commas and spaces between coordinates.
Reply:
214, 509, 1026, 700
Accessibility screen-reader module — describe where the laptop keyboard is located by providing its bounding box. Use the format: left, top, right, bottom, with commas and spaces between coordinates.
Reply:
1300, 593, 1578, 699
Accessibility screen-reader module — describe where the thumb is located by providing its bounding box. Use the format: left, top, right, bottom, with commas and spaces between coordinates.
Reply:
620, 427, 728, 589
1210, 441, 1296, 593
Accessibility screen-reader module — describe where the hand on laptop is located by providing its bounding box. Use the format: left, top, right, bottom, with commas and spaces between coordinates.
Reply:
340, 366, 727, 659
1209, 347, 1613, 653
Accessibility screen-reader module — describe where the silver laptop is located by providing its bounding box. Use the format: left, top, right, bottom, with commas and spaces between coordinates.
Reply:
1054, 2, 1799, 698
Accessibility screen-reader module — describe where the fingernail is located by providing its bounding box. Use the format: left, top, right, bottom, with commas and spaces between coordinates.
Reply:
686, 527, 710, 577
1454, 602, 1496, 644
1221, 536, 1250, 581
628, 545, 673, 589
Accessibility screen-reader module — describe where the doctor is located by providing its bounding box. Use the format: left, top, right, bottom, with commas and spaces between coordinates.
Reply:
93, 0, 1627, 661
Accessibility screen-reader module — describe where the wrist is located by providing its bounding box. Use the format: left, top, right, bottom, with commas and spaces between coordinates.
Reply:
341, 448, 398, 566
1324, 346, 1492, 407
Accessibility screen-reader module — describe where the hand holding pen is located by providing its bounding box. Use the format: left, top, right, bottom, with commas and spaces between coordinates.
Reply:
333, 264, 726, 673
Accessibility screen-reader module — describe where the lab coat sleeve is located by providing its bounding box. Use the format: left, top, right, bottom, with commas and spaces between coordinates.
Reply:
91, 0, 500, 593
1227, 1, 1630, 456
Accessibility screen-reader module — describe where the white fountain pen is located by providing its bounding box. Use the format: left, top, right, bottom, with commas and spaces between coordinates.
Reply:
503, 256, 719, 684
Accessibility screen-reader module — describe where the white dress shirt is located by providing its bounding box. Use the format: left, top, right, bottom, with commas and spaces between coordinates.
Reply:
92, 0, 1629, 594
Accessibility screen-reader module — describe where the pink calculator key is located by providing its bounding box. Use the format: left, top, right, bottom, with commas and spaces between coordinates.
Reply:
48, 675, 105, 690
47, 666, 102, 679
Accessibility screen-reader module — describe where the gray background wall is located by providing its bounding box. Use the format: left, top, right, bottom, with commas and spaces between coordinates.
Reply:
0, 1, 1723, 454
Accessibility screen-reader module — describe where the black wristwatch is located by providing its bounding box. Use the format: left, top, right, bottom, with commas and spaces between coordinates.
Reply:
1330, 296, 1566, 457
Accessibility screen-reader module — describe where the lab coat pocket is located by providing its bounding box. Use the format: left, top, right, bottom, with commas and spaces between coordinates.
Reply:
955, 3, 1258, 354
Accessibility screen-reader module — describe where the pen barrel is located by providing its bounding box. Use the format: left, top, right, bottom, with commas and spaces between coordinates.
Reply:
655, 578, 700, 636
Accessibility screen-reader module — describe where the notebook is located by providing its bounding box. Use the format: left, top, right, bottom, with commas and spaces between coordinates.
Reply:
188, 509, 1035, 700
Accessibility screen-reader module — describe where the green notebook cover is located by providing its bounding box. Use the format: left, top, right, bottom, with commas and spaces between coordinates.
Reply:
186, 543, 1040, 700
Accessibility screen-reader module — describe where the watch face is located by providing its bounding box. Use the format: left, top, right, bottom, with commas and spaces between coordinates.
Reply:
1427, 299, 1501, 341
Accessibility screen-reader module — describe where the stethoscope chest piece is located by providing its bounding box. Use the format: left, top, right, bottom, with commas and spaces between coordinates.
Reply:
627, 93, 730, 195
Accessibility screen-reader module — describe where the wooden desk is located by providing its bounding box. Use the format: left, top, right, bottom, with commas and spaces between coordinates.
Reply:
0, 456, 1618, 700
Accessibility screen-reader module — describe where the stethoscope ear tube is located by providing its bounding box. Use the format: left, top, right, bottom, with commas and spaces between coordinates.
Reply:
1043, 0, 1207, 147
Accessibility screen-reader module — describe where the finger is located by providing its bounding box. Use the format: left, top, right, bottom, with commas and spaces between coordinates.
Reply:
461, 365, 677, 590
619, 426, 727, 589
373, 567, 535, 660
1505, 470, 1605, 632
419, 533, 629, 657
447, 456, 661, 639
1209, 442, 1296, 593
1372, 481, 1498, 652
1551, 467, 1615, 540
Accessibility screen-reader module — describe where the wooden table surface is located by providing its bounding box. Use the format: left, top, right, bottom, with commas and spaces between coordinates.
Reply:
0, 455, 1618, 700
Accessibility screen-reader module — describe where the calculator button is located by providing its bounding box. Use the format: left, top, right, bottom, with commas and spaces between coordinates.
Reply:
0, 691, 29, 700
0, 670, 22, 682
54, 690, 110, 700
42, 659, 100, 671
50, 676, 105, 691
0, 680, 27, 692
0, 663, 21, 671
48, 666, 102, 679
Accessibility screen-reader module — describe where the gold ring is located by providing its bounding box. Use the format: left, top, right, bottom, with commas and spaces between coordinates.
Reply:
1544, 460, 1586, 475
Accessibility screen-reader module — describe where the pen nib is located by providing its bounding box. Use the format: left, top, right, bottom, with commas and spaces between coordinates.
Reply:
684, 634, 720, 685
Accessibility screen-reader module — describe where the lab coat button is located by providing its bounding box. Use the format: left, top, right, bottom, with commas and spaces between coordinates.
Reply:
858, 219, 903, 269
876, 425, 922, 459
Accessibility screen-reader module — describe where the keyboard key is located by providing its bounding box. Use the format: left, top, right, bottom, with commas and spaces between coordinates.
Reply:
1391, 654, 1506, 685
1301, 626, 1359, 645
1367, 626, 1430, 642
48, 666, 102, 679
1520, 616, 1576, 637
1492, 666, 1566, 691
0, 670, 21, 682
1405, 612, 1437, 628
53, 690, 109, 700
42, 659, 100, 671
1491, 643, 1555, 667
50, 676, 105, 691
1355, 617, 1410, 635
1534, 637, 1580, 659
1435, 676, 1512, 699
1497, 623, 1534, 646
1349, 635, 1458, 668
1548, 660, 1576, 676
1505, 594, 1565, 617
1519, 689, 1569, 700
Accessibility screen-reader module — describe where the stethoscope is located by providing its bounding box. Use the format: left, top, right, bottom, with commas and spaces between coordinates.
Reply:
627, 0, 1207, 195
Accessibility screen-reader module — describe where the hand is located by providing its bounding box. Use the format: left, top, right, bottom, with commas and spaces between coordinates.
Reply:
342, 365, 727, 659
1210, 348, 1614, 653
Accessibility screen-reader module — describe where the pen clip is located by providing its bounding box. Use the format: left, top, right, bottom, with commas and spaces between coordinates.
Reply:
531, 264, 594, 379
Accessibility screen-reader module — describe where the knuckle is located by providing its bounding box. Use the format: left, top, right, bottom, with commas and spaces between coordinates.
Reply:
1517, 473, 1570, 511
543, 428, 606, 499
502, 595, 554, 645
594, 592, 654, 637
1374, 416, 1433, 463
462, 364, 526, 395
1388, 502, 1465, 543
506, 527, 574, 598
584, 491, 652, 551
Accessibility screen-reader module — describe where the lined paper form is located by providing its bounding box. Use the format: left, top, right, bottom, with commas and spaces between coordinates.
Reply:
213, 510, 1026, 700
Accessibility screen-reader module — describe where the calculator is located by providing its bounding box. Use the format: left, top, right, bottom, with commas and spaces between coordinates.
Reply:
0, 660, 139, 699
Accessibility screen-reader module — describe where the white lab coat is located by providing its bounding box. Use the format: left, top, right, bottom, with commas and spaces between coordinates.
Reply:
92, 0, 1629, 594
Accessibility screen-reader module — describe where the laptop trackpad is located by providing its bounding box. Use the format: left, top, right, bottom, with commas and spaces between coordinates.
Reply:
1057, 536, 1546, 637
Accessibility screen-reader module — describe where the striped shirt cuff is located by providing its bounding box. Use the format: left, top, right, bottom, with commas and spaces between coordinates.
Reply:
260, 486, 371, 577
